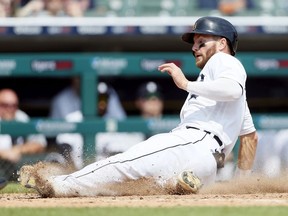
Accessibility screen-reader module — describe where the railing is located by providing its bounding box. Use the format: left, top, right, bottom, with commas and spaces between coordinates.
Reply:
1, 114, 288, 161
0, 16, 288, 36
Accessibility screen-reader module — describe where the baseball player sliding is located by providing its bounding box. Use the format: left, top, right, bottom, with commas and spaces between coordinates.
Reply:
19, 16, 258, 197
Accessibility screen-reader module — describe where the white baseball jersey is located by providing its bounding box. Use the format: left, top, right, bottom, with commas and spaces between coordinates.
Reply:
176, 52, 255, 155
47, 52, 255, 197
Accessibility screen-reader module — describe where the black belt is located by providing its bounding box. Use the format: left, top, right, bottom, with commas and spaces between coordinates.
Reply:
186, 126, 223, 147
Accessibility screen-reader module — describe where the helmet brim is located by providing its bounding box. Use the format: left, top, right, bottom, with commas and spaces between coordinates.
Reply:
182, 31, 223, 44
182, 32, 194, 44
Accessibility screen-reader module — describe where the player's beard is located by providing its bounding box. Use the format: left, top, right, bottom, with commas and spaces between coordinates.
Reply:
195, 45, 217, 69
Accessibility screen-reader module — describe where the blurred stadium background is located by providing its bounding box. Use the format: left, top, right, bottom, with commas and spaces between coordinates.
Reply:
0, 0, 288, 180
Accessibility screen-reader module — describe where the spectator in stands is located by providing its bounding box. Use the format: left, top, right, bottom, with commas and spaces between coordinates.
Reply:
50, 77, 81, 119
135, 81, 164, 119
197, 0, 218, 10
0, 0, 18, 17
64, 0, 91, 17
16, 0, 90, 17
197, 0, 255, 16
0, 88, 47, 180
218, 0, 247, 16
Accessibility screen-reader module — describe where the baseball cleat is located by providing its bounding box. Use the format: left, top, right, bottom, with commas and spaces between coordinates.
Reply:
18, 165, 38, 191
176, 171, 202, 194
18, 165, 44, 195
18, 164, 55, 197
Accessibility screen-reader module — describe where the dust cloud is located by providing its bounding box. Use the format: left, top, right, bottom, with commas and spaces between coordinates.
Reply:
201, 174, 288, 194
19, 162, 288, 196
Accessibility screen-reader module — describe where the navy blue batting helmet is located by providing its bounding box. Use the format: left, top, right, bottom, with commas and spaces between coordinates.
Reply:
182, 16, 238, 55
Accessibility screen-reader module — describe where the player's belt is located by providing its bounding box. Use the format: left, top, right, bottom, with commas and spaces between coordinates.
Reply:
186, 126, 223, 147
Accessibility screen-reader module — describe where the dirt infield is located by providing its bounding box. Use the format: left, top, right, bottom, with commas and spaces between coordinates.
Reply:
1, 193, 288, 207
1, 176, 288, 207
2, 162, 287, 208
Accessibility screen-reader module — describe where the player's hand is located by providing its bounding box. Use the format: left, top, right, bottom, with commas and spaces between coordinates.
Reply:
158, 63, 189, 91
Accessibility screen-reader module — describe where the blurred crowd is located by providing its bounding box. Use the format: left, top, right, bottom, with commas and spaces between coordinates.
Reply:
0, 0, 287, 18
0, 0, 93, 17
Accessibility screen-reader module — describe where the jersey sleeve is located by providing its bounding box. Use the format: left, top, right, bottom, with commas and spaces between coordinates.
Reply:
210, 53, 246, 87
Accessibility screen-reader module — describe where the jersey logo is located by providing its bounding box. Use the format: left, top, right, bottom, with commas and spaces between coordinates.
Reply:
200, 74, 205, 81
190, 73, 205, 100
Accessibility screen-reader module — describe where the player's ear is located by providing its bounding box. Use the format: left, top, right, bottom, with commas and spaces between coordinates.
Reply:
218, 37, 229, 53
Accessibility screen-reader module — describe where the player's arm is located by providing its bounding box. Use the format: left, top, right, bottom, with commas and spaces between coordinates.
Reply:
186, 78, 242, 101
236, 131, 258, 176
235, 102, 258, 177
158, 63, 242, 101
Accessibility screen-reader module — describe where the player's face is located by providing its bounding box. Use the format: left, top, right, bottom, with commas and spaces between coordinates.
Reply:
192, 34, 220, 69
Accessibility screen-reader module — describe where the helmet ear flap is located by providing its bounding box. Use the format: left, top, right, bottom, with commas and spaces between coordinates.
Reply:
224, 36, 237, 56
228, 30, 238, 56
